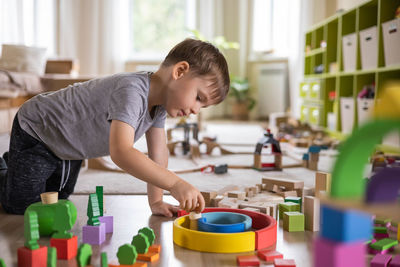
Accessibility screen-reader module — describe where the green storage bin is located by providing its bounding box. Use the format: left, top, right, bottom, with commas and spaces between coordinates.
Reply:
300, 82, 310, 98
300, 105, 309, 122
309, 106, 322, 125
310, 81, 321, 99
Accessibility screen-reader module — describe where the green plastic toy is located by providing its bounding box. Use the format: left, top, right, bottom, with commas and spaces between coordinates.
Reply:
25, 199, 77, 236
131, 233, 150, 254
0, 258, 6, 267
96, 186, 104, 217
331, 119, 400, 198
52, 201, 74, 238
117, 244, 137, 265
101, 252, 108, 267
87, 194, 100, 226
77, 243, 92, 267
24, 210, 40, 250
47, 246, 57, 267
138, 227, 155, 246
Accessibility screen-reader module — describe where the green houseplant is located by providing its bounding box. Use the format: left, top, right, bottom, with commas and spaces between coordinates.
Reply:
229, 76, 256, 120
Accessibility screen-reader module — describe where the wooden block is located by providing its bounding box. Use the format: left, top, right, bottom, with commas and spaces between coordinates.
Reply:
209, 195, 224, 207
274, 154, 283, 169
254, 154, 262, 169
239, 203, 269, 215
315, 172, 331, 197
262, 177, 304, 191
237, 254, 260, 266
217, 185, 239, 196
256, 184, 263, 192
201, 190, 217, 206
227, 191, 246, 200
283, 212, 304, 232
308, 160, 318, 171
273, 258, 296, 267
218, 198, 239, 208
309, 152, 319, 162
257, 250, 283, 263
189, 212, 202, 230
40, 192, 58, 204
302, 159, 308, 168
148, 244, 161, 253
276, 190, 298, 198
241, 207, 261, 212
304, 196, 320, 231
137, 252, 159, 262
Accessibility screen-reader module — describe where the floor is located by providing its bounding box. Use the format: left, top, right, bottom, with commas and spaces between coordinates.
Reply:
0, 195, 316, 267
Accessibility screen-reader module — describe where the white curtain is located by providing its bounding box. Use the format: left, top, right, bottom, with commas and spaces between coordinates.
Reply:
58, 0, 130, 75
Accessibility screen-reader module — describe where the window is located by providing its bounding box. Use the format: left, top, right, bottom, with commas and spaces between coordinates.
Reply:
129, 0, 196, 60
251, 0, 299, 57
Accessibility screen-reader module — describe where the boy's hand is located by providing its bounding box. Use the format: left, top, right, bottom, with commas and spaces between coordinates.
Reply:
149, 200, 179, 217
169, 179, 205, 213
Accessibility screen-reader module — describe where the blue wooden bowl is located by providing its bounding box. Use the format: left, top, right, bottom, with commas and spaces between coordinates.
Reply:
197, 211, 252, 233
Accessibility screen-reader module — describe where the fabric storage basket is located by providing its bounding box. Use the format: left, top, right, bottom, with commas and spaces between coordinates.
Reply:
310, 81, 321, 99
342, 33, 357, 71
340, 97, 355, 134
357, 98, 374, 126
359, 26, 378, 70
382, 18, 400, 67
300, 82, 310, 98
300, 105, 309, 123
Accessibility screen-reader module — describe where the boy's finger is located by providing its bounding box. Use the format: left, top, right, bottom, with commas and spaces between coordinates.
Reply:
195, 194, 205, 213
185, 199, 192, 212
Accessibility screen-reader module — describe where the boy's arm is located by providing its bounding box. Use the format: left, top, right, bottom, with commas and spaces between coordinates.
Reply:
109, 120, 204, 213
145, 126, 179, 217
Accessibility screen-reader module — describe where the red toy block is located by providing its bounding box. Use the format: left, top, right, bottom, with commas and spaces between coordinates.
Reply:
274, 259, 296, 267
257, 250, 283, 263
137, 252, 159, 262
148, 244, 161, 253
50, 235, 78, 259
17, 246, 48, 267
237, 255, 260, 266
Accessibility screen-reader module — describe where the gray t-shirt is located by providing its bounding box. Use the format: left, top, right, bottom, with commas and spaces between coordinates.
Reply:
18, 72, 166, 160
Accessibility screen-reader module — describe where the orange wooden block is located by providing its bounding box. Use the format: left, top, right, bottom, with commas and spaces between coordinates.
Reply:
257, 250, 283, 263
148, 244, 161, 253
136, 252, 159, 262
50, 235, 78, 259
17, 246, 48, 267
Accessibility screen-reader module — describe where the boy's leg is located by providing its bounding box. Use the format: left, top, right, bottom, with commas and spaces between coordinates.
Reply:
0, 116, 59, 214
45, 160, 83, 199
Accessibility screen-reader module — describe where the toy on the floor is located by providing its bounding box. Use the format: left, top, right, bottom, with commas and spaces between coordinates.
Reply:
167, 118, 199, 156
77, 243, 92, 267
253, 129, 282, 171
174, 207, 277, 253
47, 247, 56, 267
197, 211, 252, 233
0, 259, 5, 267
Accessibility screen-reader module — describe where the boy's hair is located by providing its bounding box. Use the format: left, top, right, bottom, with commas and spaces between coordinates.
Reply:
161, 38, 230, 105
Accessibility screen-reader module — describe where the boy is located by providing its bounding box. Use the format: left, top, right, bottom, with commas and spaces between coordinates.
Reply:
0, 38, 230, 215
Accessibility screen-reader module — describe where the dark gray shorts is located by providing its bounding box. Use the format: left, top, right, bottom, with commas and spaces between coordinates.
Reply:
0, 114, 82, 214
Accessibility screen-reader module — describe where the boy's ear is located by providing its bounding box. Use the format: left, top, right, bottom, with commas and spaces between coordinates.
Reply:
172, 61, 190, 80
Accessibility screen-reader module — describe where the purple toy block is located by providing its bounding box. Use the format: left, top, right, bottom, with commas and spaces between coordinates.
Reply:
366, 168, 400, 203
370, 254, 392, 267
99, 216, 113, 233
313, 237, 367, 267
389, 255, 400, 267
82, 222, 106, 245
374, 233, 390, 239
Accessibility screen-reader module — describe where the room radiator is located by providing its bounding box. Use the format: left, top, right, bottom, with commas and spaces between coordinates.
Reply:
256, 62, 289, 119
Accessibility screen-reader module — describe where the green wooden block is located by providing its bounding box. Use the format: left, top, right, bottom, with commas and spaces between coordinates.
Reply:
138, 227, 155, 246
0, 258, 6, 267
284, 196, 302, 211
283, 212, 305, 232
77, 243, 92, 267
279, 202, 300, 220
52, 201, 74, 239
96, 186, 104, 217
47, 246, 57, 267
117, 244, 137, 265
87, 194, 100, 226
101, 252, 108, 267
24, 210, 40, 250
370, 238, 398, 251
131, 233, 150, 254
374, 226, 388, 234
374, 218, 391, 225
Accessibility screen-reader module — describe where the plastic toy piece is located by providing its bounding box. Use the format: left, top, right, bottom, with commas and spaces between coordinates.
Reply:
82, 223, 106, 245
189, 212, 202, 230
148, 244, 161, 253
257, 250, 283, 263
50, 235, 78, 260
138, 227, 155, 246
96, 186, 104, 216
24, 210, 40, 250
117, 244, 137, 265
366, 168, 400, 203
131, 233, 150, 254
17, 246, 47, 267
136, 252, 159, 262
304, 196, 320, 232
40, 192, 58, 204
320, 204, 372, 243
47, 246, 57, 267
25, 199, 77, 236
87, 194, 100, 226
390, 255, 400, 267
331, 119, 400, 198
197, 212, 252, 233
278, 202, 300, 220
52, 201, 74, 239
99, 215, 114, 233
283, 212, 304, 232
77, 243, 92, 267
313, 237, 366, 267
370, 254, 392, 267
101, 252, 108, 267
370, 238, 398, 251
236, 254, 260, 266
274, 259, 296, 267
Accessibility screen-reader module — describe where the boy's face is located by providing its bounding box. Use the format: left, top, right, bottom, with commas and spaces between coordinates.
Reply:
164, 64, 216, 118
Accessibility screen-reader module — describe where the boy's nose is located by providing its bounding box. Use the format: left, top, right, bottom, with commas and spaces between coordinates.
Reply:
191, 106, 200, 115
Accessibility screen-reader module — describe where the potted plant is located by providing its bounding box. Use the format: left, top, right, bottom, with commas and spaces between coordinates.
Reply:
229, 76, 256, 120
